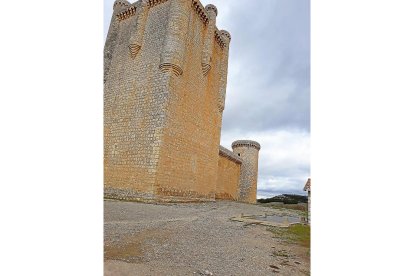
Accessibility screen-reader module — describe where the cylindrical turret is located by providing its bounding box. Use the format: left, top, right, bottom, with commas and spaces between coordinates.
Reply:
201, 4, 218, 76
159, 0, 191, 76
218, 30, 231, 112
105, 0, 131, 83
113, 0, 131, 13
128, 0, 150, 59
232, 140, 261, 204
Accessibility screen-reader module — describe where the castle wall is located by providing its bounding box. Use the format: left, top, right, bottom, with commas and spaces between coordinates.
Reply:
104, 1, 172, 201
216, 146, 242, 200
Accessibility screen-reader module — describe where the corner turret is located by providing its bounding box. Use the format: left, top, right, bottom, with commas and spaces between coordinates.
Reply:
220, 30, 231, 42
201, 4, 218, 76
128, 0, 150, 59
113, 0, 131, 12
217, 29, 231, 112
205, 4, 218, 16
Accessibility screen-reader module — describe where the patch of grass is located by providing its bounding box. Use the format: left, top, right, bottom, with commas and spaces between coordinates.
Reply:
268, 224, 310, 248
268, 204, 307, 212
271, 249, 291, 258
267, 205, 308, 220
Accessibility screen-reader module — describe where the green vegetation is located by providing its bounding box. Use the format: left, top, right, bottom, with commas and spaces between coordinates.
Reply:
269, 204, 307, 212
268, 224, 310, 248
257, 194, 308, 204
271, 249, 292, 258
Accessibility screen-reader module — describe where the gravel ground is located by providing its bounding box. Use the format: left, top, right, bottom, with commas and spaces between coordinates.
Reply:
104, 200, 310, 275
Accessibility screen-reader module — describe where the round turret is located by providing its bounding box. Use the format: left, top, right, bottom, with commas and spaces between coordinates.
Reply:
113, 0, 131, 10
205, 4, 218, 16
220, 30, 231, 42
232, 140, 261, 204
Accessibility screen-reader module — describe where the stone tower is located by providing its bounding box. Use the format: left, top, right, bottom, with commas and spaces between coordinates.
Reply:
104, 0, 232, 202
232, 140, 261, 204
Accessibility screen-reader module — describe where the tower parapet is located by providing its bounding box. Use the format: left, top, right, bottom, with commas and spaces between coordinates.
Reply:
232, 140, 261, 203
232, 140, 261, 151
147, 0, 169, 7
116, 5, 138, 21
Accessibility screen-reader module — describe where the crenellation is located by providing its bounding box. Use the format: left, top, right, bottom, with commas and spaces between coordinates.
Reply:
214, 28, 226, 49
147, 0, 169, 8
191, 0, 209, 25
116, 5, 137, 21
232, 140, 261, 151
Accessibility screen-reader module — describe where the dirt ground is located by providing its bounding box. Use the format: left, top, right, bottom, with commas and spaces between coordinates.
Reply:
104, 200, 310, 276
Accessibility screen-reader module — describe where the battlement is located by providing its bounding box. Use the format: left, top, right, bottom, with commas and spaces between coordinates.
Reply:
219, 146, 243, 164
191, 0, 209, 25
232, 140, 261, 151
110, 0, 230, 50
214, 29, 225, 49
116, 5, 137, 21
147, 0, 169, 7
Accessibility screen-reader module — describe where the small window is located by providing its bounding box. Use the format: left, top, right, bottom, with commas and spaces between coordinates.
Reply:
238, 153, 241, 156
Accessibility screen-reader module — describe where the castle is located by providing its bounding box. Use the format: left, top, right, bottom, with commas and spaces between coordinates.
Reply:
104, 0, 260, 203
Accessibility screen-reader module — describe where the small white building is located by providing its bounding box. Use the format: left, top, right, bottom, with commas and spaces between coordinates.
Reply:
303, 178, 311, 224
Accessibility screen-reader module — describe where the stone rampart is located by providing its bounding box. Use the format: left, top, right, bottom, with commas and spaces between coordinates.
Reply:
216, 146, 242, 200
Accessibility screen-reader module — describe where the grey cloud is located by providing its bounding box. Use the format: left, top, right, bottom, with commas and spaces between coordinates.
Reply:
211, 0, 310, 133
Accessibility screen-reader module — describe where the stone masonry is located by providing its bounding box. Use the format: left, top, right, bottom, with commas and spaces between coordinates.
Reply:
104, 0, 260, 203
231, 141, 261, 203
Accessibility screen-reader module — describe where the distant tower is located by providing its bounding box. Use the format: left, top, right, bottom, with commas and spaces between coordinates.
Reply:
232, 140, 261, 203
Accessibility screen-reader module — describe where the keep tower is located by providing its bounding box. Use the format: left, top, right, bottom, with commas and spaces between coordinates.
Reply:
104, 0, 232, 202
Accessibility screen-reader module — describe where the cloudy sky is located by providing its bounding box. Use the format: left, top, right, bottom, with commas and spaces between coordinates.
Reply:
104, 0, 310, 198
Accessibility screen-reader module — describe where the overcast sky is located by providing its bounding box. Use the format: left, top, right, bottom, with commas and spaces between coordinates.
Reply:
104, 0, 310, 198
